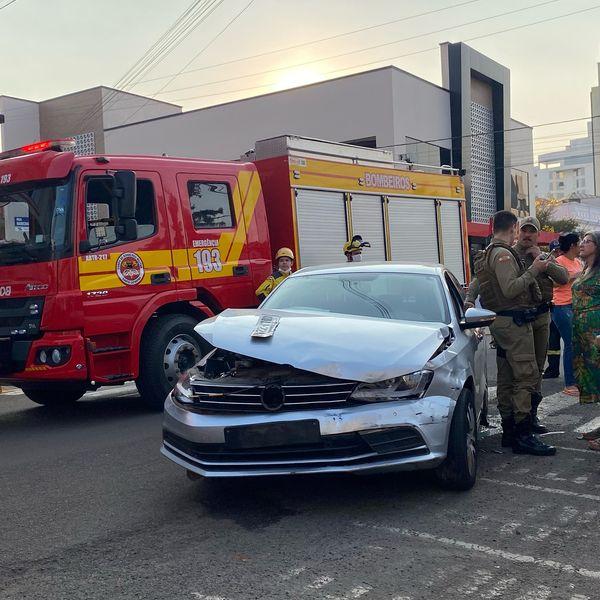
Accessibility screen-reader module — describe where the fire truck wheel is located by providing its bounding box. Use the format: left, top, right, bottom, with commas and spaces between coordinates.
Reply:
137, 314, 206, 410
21, 387, 86, 406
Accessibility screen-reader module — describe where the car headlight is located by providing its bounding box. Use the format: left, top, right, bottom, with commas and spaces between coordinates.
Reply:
350, 370, 433, 401
172, 366, 200, 405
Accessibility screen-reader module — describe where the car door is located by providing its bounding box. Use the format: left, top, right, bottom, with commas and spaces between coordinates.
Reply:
444, 271, 486, 409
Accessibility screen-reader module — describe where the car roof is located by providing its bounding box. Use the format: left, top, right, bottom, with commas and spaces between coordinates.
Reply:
291, 262, 446, 277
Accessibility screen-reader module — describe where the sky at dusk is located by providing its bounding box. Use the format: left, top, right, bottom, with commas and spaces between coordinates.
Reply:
2, 0, 600, 157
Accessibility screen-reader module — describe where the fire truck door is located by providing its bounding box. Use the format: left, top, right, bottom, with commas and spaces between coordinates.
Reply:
176, 173, 254, 308
78, 170, 176, 355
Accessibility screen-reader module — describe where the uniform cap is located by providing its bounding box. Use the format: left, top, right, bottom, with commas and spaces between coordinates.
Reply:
520, 216, 541, 231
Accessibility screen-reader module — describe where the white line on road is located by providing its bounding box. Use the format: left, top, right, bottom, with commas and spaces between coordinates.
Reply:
191, 594, 228, 600
306, 575, 334, 590
480, 478, 600, 501
575, 416, 600, 434
555, 446, 599, 454
325, 586, 371, 600
354, 522, 600, 580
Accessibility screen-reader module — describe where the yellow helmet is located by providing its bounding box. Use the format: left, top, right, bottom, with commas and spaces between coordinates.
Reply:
275, 247, 295, 261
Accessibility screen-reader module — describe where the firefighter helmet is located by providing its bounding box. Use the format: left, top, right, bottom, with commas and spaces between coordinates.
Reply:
275, 247, 295, 261
343, 235, 371, 256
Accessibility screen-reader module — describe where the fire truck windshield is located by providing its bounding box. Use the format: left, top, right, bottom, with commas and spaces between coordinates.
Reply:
0, 177, 73, 266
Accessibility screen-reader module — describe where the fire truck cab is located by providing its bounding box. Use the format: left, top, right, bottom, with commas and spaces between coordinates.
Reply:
0, 136, 468, 408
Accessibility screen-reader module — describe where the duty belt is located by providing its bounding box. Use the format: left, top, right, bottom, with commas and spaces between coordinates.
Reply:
495, 308, 538, 326
536, 302, 552, 315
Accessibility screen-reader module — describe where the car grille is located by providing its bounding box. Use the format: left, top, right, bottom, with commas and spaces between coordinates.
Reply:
163, 428, 429, 472
187, 379, 357, 413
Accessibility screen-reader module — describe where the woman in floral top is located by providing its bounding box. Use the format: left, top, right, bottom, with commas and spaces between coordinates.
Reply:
572, 232, 600, 420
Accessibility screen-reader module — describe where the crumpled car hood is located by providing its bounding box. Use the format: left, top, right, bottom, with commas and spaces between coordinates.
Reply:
195, 309, 448, 383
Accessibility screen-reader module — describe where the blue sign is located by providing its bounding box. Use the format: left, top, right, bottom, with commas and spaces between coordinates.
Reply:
14, 216, 29, 232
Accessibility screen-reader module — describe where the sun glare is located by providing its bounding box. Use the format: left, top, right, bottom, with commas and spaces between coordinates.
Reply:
272, 67, 323, 91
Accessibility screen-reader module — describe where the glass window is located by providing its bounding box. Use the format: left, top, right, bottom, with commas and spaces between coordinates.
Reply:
85, 178, 156, 247
263, 272, 450, 324
187, 181, 234, 229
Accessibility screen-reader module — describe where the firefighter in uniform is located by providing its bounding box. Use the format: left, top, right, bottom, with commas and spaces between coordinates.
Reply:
255, 247, 294, 302
471, 210, 556, 456
512, 217, 568, 433
343, 235, 370, 262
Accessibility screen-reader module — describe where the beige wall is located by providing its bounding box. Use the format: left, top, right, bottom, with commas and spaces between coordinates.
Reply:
0, 96, 40, 151
39, 88, 105, 152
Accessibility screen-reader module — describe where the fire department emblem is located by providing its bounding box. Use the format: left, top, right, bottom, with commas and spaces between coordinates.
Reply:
116, 252, 145, 286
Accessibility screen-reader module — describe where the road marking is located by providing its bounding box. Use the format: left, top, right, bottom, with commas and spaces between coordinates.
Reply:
279, 566, 307, 580
354, 522, 600, 580
575, 415, 600, 434
481, 478, 600, 501
325, 586, 371, 600
555, 446, 597, 454
306, 575, 334, 590
191, 594, 228, 600
516, 585, 551, 600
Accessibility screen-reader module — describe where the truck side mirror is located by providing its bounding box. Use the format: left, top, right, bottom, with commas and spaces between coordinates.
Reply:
113, 170, 137, 219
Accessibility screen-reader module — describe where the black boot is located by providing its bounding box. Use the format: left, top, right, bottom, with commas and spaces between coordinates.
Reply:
543, 355, 560, 379
512, 416, 556, 456
501, 415, 515, 448
530, 392, 548, 434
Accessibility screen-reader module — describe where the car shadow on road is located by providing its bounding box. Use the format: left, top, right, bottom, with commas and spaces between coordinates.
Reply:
0, 394, 159, 431
190, 470, 444, 531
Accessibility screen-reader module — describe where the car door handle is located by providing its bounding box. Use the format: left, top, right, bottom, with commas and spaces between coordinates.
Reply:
151, 272, 171, 285
233, 265, 249, 276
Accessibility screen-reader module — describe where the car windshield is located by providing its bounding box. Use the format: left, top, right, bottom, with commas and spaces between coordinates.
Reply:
0, 178, 73, 266
262, 271, 450, 323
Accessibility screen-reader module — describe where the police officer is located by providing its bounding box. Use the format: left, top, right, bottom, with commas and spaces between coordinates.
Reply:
343, 235, 370, 262
472, 210, 556, 456
513, 217, 568, 433
255, 247, 294, 302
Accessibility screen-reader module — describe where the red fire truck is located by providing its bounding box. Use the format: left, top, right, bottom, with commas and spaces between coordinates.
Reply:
0, 135, 468, 408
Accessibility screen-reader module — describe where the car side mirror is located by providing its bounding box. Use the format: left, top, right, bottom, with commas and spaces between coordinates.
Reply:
460, 307, 496, 330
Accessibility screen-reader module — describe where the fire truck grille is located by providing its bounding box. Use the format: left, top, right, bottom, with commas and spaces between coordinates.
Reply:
187, 380, 357, 413
0, 296, 44, 338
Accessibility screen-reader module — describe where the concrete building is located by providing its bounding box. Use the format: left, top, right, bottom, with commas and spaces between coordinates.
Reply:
552, 195, 600, 231
592, 63, 600, 196
0, 86, 182, 155
535, 125, 594, 200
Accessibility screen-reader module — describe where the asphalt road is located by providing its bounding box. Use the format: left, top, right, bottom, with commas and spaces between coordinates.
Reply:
1, 372, 599, 600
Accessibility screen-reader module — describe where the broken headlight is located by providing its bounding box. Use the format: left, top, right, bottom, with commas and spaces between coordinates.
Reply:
172, 366, 200, 405
350, 370, 433, 401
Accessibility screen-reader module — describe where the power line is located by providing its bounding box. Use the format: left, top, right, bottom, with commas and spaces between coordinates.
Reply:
155, 3, 600, 108
77, 0, 222, 134
0, 0, 17, 10
154, 0, 565, 98
119, 0, 257, 127
133, 0, 486, 86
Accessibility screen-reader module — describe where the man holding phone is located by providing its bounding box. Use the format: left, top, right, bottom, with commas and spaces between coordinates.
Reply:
513, 217, 568, 432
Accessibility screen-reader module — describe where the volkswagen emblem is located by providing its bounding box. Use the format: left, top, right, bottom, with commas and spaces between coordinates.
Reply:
261, 384, 285, 411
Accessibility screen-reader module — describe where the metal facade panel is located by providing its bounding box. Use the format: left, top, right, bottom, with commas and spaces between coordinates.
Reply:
295, 189, 347, 267
388, 198, 439, 263
470, 101, 496, 223
350, 194, 386, 261
440, 200, 465, 283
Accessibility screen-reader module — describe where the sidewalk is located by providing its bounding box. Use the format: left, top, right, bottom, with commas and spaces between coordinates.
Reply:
0, 385, 21, 397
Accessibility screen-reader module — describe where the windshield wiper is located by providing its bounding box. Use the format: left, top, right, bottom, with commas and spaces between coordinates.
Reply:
342, 281, 391, 318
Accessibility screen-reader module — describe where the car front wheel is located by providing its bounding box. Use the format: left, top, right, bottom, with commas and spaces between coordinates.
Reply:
435, 388, 478, 491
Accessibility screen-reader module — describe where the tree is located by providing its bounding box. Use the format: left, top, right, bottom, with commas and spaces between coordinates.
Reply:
535, 198, 582, 234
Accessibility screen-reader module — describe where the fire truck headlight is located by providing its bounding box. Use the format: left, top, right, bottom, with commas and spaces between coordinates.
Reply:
36, 346, 71, 366
39, 350, 48, 364
51, 349, 62, 364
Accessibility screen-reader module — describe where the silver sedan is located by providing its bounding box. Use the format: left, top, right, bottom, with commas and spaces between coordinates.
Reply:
162, 263, 494, 490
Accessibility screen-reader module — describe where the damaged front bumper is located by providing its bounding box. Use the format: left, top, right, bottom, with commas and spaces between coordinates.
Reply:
161, 393, 455, 478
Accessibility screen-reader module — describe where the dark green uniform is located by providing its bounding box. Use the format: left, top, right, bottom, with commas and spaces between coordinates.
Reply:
473, 238, 542, 423
513, 242, 568, 396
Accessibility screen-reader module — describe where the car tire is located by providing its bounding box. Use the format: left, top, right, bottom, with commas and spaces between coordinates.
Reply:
136, 314, 206, 410
22, 387, 86, 407
435, 388, 478, 491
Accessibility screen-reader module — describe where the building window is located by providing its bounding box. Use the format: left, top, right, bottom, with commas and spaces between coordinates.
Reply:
187, 181, 234, 229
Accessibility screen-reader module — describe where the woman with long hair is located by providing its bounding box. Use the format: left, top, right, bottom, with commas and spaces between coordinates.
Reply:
552, 232, 582, 396
572, 232, 600, 413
